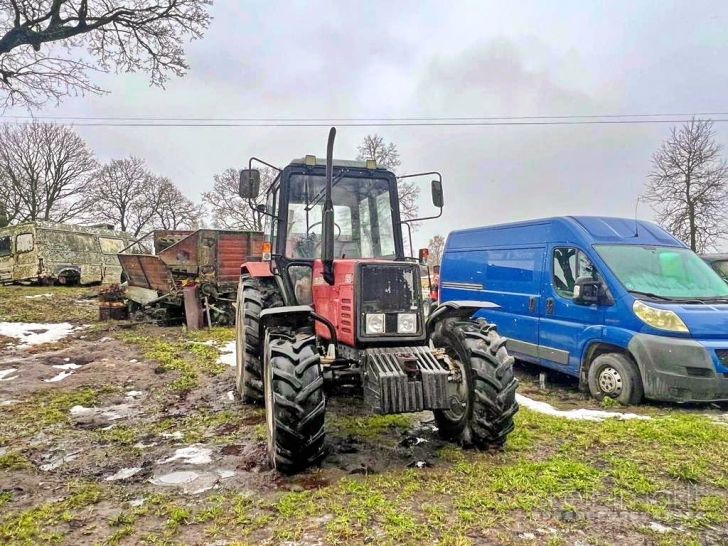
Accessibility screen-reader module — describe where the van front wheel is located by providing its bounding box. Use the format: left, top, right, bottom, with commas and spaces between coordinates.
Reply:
587, 353, 643, 405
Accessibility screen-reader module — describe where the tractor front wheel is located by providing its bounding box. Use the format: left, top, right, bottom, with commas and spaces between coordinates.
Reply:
432, 318, 519, 448
264, 329, 326, 474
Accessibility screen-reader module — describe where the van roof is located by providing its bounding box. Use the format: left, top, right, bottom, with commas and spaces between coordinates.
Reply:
446, 215, 684, 250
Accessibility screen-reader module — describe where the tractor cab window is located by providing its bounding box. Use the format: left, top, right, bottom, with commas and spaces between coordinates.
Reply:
285, 173, 397, 260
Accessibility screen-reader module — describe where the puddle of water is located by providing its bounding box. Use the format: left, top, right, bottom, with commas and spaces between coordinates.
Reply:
44, 370, 75, 382
52, 363, 82, 370
150, 470, 220, 494
158, 445, 213, 465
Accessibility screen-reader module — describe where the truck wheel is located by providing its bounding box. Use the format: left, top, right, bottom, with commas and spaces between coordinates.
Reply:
264, 330, 326, 474
587, 353, 643, 405
432, 318, 519, 448
235, 275, 268, 404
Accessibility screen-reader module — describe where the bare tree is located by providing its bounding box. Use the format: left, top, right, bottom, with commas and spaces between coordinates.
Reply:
356, 134, 420, 221
428, 234, 445, 266
0, 121, 97, 223
644, 118, 728, 252
201, 167, 275, 231
0, 0, 212, 110
85, 155, 199, 237
85, 156, 151, 234
154, 176, 202, 230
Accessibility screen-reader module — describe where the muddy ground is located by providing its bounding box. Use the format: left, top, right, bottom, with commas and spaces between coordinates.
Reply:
1, 285, 728, 546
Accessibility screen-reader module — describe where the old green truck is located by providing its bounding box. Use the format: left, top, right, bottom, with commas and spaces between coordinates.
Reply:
0, 221, 135, 286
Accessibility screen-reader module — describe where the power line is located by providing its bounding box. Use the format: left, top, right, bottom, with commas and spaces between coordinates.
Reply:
3, 111, 728, 122
2, 118, 728, 128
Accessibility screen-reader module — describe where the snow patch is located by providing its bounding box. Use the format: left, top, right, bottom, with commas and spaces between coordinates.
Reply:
649, 522, 671, 533
158, 445, 213, 465
0, 322, 82, 348
105, 467, 142, 481
0, 368, 19, 381
44, 370, 74, 382
126, 391, 143, 398
40, 452, 79, 471
516, 394, 651, 421
52, 363, 81, 370
161, 431, 184, 439
24, 293, 53, 299
217, 340, 236, 367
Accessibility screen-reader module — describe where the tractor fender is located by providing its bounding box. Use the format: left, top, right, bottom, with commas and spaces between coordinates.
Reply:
241, 261, 273, 277
258, 305, 338, 348
426, 300, 501, 336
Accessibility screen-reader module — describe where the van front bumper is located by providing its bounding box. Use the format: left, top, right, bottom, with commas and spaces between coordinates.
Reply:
627, 333, 728, 403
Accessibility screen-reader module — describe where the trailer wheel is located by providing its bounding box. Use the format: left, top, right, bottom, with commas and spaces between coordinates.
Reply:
587, 353, 643, 405
264, 329, 326, 474
432, 318, 519, 448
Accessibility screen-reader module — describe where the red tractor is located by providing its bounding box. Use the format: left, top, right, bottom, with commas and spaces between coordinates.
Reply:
235, 128, 519, 474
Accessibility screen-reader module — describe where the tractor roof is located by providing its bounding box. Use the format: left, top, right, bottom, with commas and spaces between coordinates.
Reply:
288, 157, 390, 171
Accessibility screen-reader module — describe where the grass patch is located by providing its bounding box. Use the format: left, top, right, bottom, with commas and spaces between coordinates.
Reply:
0, 480, 103, 545
0, 452, 32, 471
0, 386, 116, 440
332, 413, 417, 439
0, 285, 98, 323
118, 330, 230, 394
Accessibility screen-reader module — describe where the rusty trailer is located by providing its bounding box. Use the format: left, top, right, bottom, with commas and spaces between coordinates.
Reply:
118, 229, 264, 326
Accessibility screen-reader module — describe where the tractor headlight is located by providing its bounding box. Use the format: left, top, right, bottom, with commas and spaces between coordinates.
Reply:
397, 313, 417, 334
632, 300, 689, 333
365, 313, 385, 334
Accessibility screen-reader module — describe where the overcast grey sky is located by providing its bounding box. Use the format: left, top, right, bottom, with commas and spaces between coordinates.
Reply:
6, 0, 728, 251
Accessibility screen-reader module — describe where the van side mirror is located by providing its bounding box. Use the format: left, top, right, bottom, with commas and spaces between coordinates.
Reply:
239, 169, 261, 199
431, 180, 444, 208
573, 276, 601, 305
418, 248, 430, 265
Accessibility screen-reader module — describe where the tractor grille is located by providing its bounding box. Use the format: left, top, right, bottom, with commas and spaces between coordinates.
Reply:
360, 264, 417, 314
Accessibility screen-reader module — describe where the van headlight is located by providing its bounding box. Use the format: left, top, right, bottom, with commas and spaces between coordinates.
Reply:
632, 300, 689, 333
365, 313, 385, 334
397, 313, 417, 334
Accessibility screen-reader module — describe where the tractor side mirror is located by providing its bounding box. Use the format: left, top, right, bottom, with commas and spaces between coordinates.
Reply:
431, 180, 444, 208
573, 276, 600, 305
239, 169, 261, 199
418, 248, 430, 265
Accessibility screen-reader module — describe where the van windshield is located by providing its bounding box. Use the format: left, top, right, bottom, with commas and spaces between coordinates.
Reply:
594, 245, 728, 300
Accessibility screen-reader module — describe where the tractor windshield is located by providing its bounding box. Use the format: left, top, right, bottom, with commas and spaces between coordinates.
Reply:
285, 173, 397, 260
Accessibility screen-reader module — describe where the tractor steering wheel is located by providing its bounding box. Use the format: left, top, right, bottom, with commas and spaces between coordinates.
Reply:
306, 221, 342, 240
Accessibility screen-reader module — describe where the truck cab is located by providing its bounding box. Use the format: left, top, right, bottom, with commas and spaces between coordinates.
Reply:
439, 216, 728, 404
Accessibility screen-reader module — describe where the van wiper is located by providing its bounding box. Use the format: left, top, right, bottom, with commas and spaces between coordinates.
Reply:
627, 290, 675, 301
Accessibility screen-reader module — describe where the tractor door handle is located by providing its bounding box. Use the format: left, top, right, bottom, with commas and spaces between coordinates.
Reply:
546, 298, 554, 314
529, 296, 536, 312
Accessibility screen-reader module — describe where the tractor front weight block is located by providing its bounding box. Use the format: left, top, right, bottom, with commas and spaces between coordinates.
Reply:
363, 346, 451, 414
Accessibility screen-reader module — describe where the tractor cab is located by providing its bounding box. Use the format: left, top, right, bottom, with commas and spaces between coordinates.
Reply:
235, 128, 518, 475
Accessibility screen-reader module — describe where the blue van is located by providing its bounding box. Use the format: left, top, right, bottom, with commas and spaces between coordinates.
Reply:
438, 216, 728, 404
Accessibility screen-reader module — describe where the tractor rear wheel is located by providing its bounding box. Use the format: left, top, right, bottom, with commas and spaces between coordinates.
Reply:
235, 275, 282, 404
432, 318, 519, 448
264, 329, 326, 474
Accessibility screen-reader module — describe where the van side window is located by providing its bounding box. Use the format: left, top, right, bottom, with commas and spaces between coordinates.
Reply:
553, 247, 599, 298
16, 233, 34, 253
0, 236, 11, 257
